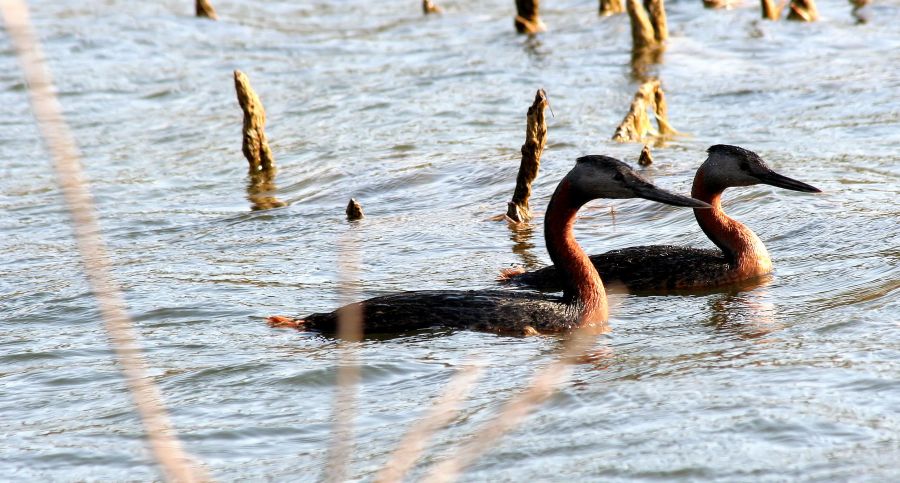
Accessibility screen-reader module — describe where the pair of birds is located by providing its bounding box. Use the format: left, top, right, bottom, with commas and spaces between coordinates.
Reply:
270, 145, 820, 335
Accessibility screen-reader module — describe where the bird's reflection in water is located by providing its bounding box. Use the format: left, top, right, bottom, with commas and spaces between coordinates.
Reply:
507, 221, 542, 270
247, 170, 286, 211
706, 277, 781, 340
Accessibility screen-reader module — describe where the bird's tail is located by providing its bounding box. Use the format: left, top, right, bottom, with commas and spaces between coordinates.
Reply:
267, 315, 306, 329
497, 266, 527, 283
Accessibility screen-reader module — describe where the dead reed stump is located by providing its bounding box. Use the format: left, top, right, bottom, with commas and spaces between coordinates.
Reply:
506, 89, 549, 223
196, 0, 218, 20
638, 145, 653, 166
234, 70, 275, 173
612, 80, 673, 143
515, 0, 546, 34
600, 0, 625, 16
346, 198, 364, 221
423, 0, 444, 14
787, 0, 819, 21
645, 0, 668, 42
627, 0, 658, 51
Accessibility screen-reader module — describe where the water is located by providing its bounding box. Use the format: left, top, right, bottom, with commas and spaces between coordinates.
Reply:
1, 0, 899, 480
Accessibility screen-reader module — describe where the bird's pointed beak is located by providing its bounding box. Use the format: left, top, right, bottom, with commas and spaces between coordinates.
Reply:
755, 169, 821, 193
631, 182, 712, 209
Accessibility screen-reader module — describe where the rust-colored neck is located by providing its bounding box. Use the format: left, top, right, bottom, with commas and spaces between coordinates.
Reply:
692, 172, 772, 275
544, 179, 608, 325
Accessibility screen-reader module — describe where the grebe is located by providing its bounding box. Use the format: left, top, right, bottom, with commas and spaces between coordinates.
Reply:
502, 145, 821, 292
269, 156, 710, 335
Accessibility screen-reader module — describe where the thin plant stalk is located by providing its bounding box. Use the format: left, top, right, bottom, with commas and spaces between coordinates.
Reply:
422, 326, 601, 483
375, 364, 483, 483
0, 1, 208, 481
323, 235, 364, 482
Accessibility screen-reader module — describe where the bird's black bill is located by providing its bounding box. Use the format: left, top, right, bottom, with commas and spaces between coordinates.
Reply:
632, 183, 712, 209
757, 170, 822, 193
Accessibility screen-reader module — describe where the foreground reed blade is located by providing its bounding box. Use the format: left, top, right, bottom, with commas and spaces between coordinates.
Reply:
514, 0, 546, 34
506, 89, 549, 223
599, 0, 625, 16
422, 326, 603, 483
787, 0, 819, 21
612, 79, 674, 143
324, 235, 364, 482
375, 365, 483, 483
0, 1, 208, 481
196, 0, 218, 20
234, 70, 275, 173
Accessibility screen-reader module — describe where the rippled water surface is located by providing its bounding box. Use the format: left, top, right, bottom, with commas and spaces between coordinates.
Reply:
2, 0, 899, 480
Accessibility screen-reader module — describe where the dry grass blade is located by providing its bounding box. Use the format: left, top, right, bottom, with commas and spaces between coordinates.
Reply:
324, 235, 364, 482
0, 1, 208, 481
375, 364, 483, 483
422, 327, 601, 483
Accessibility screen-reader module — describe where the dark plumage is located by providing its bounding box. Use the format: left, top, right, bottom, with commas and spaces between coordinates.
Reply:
300, 290, 580, 335
507, 246, 733, 293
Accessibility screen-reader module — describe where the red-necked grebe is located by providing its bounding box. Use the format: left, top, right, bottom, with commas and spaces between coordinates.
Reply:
501, 145, 821, 293
269, 155, 710, 335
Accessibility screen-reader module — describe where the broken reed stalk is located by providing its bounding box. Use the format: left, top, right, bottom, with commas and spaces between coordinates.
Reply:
626, 0, 657, 51
234, 70, 275, 173
196, 0, 218, 20
644, 0, 668, 43
423, 0, 444, 14
506, 89, 549, 223
761, 0, 782, 19
375, 365, 483, 483
787, 0, 819, 21
423, 326, 602, 483
638, 145, 653, 166
346, 198, 364, 221
612, 79, 673, 143
324, 236, 364, 482
599, 0, 625, 16
0, 2, 208, 482
514, 0, 546, 34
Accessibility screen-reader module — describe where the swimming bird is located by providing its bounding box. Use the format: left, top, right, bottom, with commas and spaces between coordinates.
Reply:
501, 145, 821, 293
269, 155, 710, 335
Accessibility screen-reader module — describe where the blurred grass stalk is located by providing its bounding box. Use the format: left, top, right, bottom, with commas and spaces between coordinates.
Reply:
376, 364, 483, 482
0, 1, 208, 481
423, 327, 600, 482
324, 235, 363, 481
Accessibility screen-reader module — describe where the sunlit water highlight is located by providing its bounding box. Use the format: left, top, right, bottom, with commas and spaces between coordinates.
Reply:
1, 0, 899, 480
